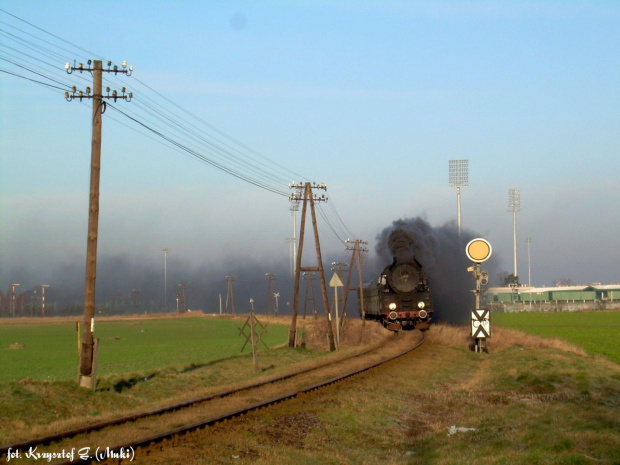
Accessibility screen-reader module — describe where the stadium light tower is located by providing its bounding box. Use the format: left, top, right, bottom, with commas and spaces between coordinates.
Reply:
449, 160, 468, 236
508, 189, 521, 279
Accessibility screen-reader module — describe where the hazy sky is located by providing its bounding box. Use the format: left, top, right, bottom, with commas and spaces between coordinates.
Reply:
1, 1, 619, 309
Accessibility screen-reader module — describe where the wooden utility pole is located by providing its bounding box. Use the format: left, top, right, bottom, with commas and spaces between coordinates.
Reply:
178, 284, 187, 313
302, 272, 317, 319
80, 59, 102, 384
65, 59, 132, 389
238, 299, 270, 373
343, 239, 369, 326
132, 288, 140, 313
288, 182, 335, 351
265, 273, 276, 315
250, 302, 258, 372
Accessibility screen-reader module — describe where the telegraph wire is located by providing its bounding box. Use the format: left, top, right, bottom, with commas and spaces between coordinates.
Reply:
0, 8, 100, 59
0, 12, 298, 194
0, 54, 73, 89
0, 26, 74, 63
0, 67, 67, 91
316, 206, 347, 245
122, 95, 292, 186
132, 76, 306, 182
0, 8, 359, 241
324, 193, 356, 239
106, 102, 290, 197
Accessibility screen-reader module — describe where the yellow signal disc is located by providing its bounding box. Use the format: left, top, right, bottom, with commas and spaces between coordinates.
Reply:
466, 238, 492, 263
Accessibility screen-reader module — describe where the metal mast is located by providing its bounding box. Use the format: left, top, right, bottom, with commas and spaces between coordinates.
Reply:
291, 195, 300, 275
449, 160, 469, 236
508, 189, 521, 279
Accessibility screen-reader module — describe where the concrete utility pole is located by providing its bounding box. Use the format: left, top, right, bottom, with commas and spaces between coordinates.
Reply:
162, 248, 171, 310
508, 189, 521, 280
65, 59, 132, 389
41, 284, 50, 317
287, 182, 335, 351
449, 160, 469, 237
225, 276, 235, 315
265, 273, 277, 315
525, 236, 532, 309
290, 195, 300, 276
10, 283, 20, 318
285, 237, 295, 276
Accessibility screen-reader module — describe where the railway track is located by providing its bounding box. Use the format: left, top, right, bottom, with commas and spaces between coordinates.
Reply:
2, 330, 425, 464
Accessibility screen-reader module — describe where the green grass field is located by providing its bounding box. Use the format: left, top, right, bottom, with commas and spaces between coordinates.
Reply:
0, 316, 289, 382
492, 311, 620, 364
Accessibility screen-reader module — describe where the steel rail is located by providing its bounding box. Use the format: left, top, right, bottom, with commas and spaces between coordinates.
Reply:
0, 332, 405, 456
55, 332, 426, 465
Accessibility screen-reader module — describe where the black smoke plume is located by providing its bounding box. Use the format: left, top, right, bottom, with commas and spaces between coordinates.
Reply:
375, 217, 500, 325
0, 254, 298, 318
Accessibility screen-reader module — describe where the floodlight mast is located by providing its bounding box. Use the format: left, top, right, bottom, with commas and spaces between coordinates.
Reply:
449, 160, 468, 236
508, 189, 521, 279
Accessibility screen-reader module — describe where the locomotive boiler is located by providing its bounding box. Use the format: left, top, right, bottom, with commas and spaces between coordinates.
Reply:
359, 233, 434, 331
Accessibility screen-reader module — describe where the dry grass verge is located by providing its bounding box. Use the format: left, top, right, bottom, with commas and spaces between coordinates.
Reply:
428, 323, 588, 356
161, 322, 620, 465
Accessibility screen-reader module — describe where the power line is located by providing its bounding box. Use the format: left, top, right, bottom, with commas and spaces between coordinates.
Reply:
106, 103, 289, 197
0, 67, 66, 91
0, 8, 359, 244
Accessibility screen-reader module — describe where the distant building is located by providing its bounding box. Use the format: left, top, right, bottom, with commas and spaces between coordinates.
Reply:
485, 283, 620, 312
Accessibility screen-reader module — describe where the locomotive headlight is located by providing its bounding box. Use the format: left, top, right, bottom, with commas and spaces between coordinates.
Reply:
388, 303, 397, 310
419, 309, 428, 319
389, 311, 398, 320
417, 301, 425, 309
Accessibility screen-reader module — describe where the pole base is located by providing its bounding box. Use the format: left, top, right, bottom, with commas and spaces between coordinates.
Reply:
78, 374, 96, 390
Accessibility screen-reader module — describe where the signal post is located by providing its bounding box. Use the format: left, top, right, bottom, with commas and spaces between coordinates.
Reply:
465, 238, 492, 354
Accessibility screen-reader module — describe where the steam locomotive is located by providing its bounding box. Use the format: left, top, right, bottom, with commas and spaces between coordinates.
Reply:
359, 253, 433, 331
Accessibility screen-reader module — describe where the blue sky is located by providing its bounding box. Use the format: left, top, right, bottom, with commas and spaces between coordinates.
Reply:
1, 0, 619, 306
